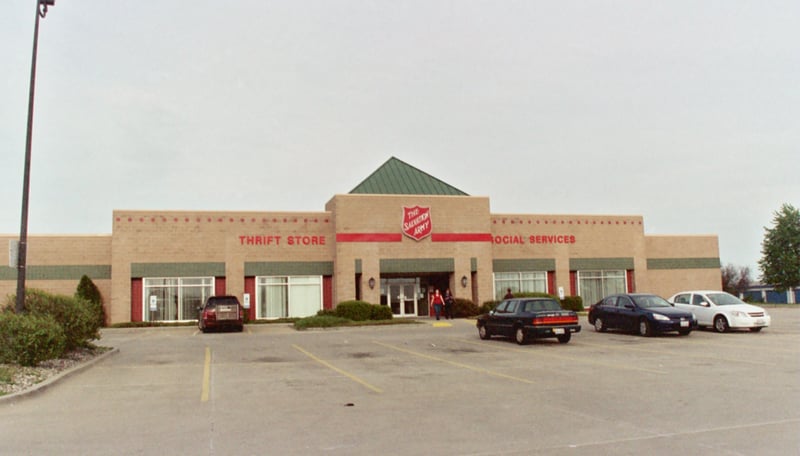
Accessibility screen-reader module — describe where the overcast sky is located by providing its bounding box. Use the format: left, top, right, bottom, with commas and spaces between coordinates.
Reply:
2, 1, 798, 276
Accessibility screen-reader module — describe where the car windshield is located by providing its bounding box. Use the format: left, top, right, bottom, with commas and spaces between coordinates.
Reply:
706, 293, 745, 306
632, 295, 671, 308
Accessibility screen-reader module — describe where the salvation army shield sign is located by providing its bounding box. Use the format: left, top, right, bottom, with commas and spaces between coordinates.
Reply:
402, 206, 432, 241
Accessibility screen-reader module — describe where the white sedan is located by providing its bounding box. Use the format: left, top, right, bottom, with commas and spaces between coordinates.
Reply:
668, 290, 770, 333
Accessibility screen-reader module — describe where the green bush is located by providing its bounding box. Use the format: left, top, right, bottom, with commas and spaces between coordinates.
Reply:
75, 275, 106, 328
518, 292, 560, 299
316, 308, 337, 317
294, 315, 352, 330
0, 312, 66, 366
334, 301, 392, 321
450, 298, 480, 318
370, 304, 394, 321
560, 296, 584, 312
22, 289, 100, 350
479, 301, 498, 314
109, 321, 197, 328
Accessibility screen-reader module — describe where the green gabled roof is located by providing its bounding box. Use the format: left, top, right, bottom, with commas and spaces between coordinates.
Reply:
349, 157, 469, 196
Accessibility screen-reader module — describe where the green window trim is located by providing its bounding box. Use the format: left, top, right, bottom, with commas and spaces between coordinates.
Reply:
569, 258, 634, 270
245, 261, 334, 276
131, 262, 225, 278
379, 258, 454, 274
0, 265, 111, 281
493, 259, 556, 272
647, 258, 720, 270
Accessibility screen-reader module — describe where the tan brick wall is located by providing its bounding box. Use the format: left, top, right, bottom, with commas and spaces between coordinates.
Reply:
327, 194, 493, 304
643, 269, 722, 299
490, 214, 647, 294
111, 210, 334, 323
641, 235, 721, 297
1, 201, 723, 323
0, 235, 112, 316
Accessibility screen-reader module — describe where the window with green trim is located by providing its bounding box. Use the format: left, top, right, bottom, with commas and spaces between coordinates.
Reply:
577, 270, 626, 306
143, 277, 214, 321
256, 276, 322, 319
493, 272, 547, 299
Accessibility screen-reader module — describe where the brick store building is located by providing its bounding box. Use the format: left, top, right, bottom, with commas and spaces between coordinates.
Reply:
1, 157, 721, 324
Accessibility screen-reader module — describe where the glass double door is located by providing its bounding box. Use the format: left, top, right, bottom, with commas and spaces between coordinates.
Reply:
381, 278, 421, 317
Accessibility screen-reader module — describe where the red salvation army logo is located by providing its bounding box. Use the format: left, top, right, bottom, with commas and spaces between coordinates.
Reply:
402, 206, 432, 241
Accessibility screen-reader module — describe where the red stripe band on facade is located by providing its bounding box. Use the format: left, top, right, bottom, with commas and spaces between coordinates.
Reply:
336, 233, 403, 242
431, 233, 493, 242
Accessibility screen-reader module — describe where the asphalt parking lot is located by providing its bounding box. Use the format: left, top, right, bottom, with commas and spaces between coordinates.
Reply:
1, 308, 798, 456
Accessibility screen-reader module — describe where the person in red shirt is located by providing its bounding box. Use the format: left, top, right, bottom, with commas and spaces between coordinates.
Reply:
431, 289, 445, 320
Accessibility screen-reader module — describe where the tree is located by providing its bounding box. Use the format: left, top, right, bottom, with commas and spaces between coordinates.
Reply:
721, 264, 752, 297
75, 275, 106, 327
758, 203, 800, 293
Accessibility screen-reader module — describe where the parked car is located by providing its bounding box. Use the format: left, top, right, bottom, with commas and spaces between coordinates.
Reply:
198, 295, 244, 333
668, 290, 770, 333
476, 297, 581, 345
587, 293, 697, 336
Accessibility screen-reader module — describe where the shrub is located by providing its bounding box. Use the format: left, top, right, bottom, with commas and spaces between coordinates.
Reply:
560, 296, 584, 312
518, 292, 560, 300
334, 300, 389, 321
0, 312, 66, 366
479, 301, 498, 314
22, 289, 100, 350
369, 304, 393, 321
316, 309, 337, 317
75, 275, 106, 327
451, 298, 480, 318
294, 315, 352, 330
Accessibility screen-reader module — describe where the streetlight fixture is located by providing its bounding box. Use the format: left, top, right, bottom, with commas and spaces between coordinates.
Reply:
16, 0, 56, 314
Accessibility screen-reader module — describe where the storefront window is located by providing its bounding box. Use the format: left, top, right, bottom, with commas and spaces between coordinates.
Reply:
577, 270, 626, 306
143, 277, 214, 321
256, 276, 322, 319
493, 272, 547, 299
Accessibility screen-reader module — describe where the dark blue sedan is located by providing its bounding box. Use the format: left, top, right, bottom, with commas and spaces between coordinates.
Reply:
587, 293, 697, 336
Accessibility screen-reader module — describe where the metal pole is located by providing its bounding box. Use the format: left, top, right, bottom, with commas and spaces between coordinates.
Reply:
16, 1, 52, 314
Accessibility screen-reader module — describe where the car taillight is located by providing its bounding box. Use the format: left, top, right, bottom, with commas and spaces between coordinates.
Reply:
533, 316, 578, 325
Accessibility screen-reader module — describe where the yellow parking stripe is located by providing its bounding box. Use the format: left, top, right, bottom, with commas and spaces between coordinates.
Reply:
373, 341, 537, 384
459, 339, 669, 375
588, 342, 777, 366
201, 346, 211, 402
293, 344, 383, 393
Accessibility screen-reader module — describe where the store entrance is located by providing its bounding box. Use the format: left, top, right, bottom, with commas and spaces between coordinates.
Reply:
380, 274, 450, 317
383, 278, 419, 317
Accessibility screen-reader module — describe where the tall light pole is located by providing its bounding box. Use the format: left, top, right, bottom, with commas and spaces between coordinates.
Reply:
16, 0, 55, 314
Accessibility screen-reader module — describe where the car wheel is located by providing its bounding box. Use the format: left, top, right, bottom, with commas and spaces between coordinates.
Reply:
515, 327, 527, 345
478, 324, 491, 340
557, 333, 571, 343
638, 319, 652, 337
594, 317, 606, 332
714, 315, 729, 333
749, 327, 763, 332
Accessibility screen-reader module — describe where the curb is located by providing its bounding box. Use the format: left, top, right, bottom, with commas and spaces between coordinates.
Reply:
0, 347, 119, 405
